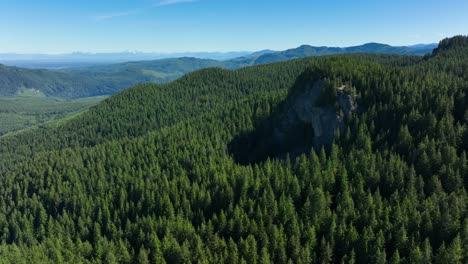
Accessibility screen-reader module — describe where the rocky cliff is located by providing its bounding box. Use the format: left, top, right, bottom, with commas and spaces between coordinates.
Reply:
229, 75, 357, 164
273, 79, 356, 152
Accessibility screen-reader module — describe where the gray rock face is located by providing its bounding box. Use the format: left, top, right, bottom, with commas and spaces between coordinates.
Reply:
338, 90, 357, 116
274, 80, 356, 151
228, 78, 358, 164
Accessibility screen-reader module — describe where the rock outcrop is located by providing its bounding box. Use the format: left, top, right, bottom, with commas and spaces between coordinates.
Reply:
273, 79, 356, 151
229, 76, 357, 165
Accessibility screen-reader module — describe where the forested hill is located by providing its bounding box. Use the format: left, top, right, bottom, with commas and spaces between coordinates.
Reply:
235, 42, 435, 65
0, 58, 223, 98
0, 36, 467, 263
61, 42, 436, 92
59, 57, 226, 90
0, 64, 116, 98
0, 42, 435, 98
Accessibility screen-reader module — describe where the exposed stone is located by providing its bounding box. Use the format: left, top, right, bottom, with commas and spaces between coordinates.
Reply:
274, 79, 356, 150
228, 76, 357, 164
337, 90, 357, 117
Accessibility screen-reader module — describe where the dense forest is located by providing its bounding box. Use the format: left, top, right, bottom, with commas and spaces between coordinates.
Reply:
0, 36, 467, 263
0, 64, 117, 98
0, 96, 106, 136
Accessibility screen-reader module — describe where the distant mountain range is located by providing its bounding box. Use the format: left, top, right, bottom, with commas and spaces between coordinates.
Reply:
0, 51, 256, 69
242, 42, 437, 65
0, 42, 438, 98
0, 43, 436, 69
407, 43, 438, 49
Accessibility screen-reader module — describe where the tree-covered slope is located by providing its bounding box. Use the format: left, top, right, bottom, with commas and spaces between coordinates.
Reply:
0, 37, 467, 263
65, 42, 435, 85
0, 42, 435, 99
0, 64, 117, 98
0, 58, 225, 98
0, 96, 106, 136
60, 57, 226, 87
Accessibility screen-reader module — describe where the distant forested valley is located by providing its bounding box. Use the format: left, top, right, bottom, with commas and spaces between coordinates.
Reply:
0, 42, 435, 99
0, 36, 467, 263
0, 96, 106, 136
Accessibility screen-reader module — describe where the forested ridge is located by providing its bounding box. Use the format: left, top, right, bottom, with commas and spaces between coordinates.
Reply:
0, 36, 467, 263
0, 42, 434, 99
0, 64, 117, 98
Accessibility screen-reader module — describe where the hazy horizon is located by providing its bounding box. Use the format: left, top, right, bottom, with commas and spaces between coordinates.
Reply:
1, 0, 467, 54
0, 42, 439, 56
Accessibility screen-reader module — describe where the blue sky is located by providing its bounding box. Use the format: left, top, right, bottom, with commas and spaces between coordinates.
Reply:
1, 0, 467, 53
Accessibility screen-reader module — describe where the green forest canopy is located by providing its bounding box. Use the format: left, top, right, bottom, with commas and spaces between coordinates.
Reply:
0, 36, 467, 263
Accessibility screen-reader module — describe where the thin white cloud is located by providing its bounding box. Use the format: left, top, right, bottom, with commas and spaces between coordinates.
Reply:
157, 0, 194, 6
94, 0, 195, 21
94, 9, 142, 21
